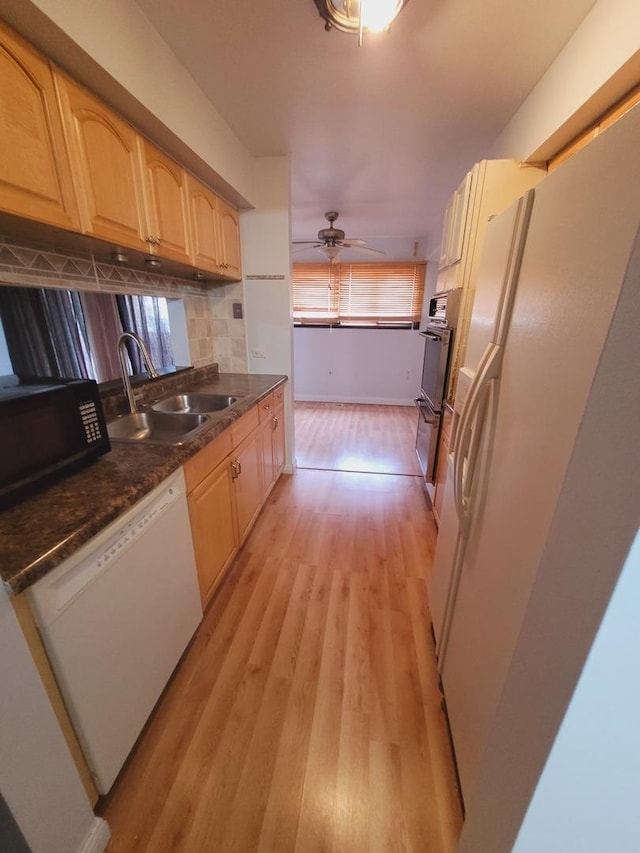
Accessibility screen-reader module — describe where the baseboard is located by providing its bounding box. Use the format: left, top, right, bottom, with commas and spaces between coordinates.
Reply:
294, 395, 416, 406
78, 817, 110, 853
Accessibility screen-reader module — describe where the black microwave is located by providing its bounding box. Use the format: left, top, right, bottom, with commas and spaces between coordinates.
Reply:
0, 377, 111, 510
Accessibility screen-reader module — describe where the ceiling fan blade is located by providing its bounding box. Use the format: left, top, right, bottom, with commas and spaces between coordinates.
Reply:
342, 244, 386, 256
292, 241, 323, 246
292, 244, 324, 255
341, 238, 368, 246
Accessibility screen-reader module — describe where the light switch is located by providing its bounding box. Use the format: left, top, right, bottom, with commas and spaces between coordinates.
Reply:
232, 302, 243, 319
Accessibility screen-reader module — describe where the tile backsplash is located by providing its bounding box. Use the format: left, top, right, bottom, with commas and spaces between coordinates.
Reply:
0, 236, 247, 372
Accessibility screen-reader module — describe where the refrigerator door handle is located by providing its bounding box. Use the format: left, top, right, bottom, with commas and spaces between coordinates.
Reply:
454, 345, 503, 532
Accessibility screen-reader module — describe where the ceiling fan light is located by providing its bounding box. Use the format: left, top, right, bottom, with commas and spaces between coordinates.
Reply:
314, 0, 408, 40
360, 0, 403, 32
322, 245, 341, 261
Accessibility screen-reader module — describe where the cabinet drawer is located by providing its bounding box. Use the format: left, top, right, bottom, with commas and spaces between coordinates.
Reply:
231, 405, 259, 447
258, 393, 275, 423
184, 430, 233, 492
273, 384, 285, 410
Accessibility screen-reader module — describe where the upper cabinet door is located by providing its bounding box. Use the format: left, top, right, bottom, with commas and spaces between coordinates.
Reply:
141, 141, 191, 265
439, 171, 472, 271
186, 175, 223, 275
54, 71, 149, 251
217, 198, 242, 280
0, 22, 79, 230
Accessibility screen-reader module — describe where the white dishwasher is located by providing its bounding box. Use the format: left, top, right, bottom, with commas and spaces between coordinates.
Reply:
28, 468, 202, 794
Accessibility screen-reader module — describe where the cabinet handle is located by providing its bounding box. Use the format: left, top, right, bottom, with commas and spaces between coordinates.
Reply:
231, 457, 241, 479
272, 416, 278, 430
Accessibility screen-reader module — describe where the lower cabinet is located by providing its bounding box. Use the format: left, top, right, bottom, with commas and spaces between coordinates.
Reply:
259, 384, 286, 499
187, 456, 239, 605
185, 386, 287, 608
273, 403, 285, 477
231, 426, 263, 542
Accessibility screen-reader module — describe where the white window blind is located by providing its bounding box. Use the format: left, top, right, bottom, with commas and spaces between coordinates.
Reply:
293, 262, 426, 326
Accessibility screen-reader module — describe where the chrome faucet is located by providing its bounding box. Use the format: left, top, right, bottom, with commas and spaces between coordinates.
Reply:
117, 332, 159, 413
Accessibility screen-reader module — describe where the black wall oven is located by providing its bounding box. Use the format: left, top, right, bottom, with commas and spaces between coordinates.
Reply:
415, 289, 460, 483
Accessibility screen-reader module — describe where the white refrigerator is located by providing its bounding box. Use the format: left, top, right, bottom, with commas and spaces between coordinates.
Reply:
428, 103, 640, 810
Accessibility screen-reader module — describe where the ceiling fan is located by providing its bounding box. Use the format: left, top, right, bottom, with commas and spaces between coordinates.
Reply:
292, 211, 386, 262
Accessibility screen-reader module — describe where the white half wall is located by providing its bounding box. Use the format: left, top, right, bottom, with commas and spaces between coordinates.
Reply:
492, 0, 640, 161
0, 586, 106, 853
241, 156, 295, 469
293, 327, 425, 405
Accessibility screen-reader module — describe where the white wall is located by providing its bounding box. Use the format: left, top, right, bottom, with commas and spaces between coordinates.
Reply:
0, 586, 107, 853
294, 327, 424, 405
492, 0, 640, 161
512, 528, 640, 853
241, 156, 295, 469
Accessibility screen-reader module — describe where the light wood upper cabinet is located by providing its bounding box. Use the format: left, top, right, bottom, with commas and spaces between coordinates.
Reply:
217, 197, 242, 279
187, 175, 224, 275
140, 140, 192, 265
54, 71, 149, 251
0, 20, 243, 282
0, 22, 79, 230
187, 175, 242, 280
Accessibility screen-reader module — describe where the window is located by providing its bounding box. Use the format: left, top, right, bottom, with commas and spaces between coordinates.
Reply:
292, 262, 426, 327
0, 286, 176, 382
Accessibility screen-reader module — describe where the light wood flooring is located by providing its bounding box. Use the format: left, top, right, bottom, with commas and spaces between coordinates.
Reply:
295, 402, 422, 476
101, 406, 462, 852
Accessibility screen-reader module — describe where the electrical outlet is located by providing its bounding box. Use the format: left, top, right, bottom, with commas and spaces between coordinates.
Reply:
252, 348, 267, 358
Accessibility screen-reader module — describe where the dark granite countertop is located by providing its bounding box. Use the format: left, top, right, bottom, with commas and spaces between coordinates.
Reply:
0, 367, 287, 595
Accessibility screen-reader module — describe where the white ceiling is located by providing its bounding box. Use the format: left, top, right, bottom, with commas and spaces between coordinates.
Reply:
135, 0, 597, 260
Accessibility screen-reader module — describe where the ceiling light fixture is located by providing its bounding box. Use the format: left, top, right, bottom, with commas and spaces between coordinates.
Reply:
321, 245, 341, 262
313, 0, 408, 45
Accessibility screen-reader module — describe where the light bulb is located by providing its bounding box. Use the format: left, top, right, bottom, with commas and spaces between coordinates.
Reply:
360, 0, 402, 32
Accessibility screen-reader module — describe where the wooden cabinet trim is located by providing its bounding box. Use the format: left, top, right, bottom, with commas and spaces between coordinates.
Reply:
11, 594, 99, 805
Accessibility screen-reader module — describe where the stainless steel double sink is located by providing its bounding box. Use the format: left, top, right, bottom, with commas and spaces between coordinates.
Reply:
107, 393, 239, 445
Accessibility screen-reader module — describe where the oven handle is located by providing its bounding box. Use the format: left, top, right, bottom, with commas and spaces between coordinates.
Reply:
414, 398, 439, 425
